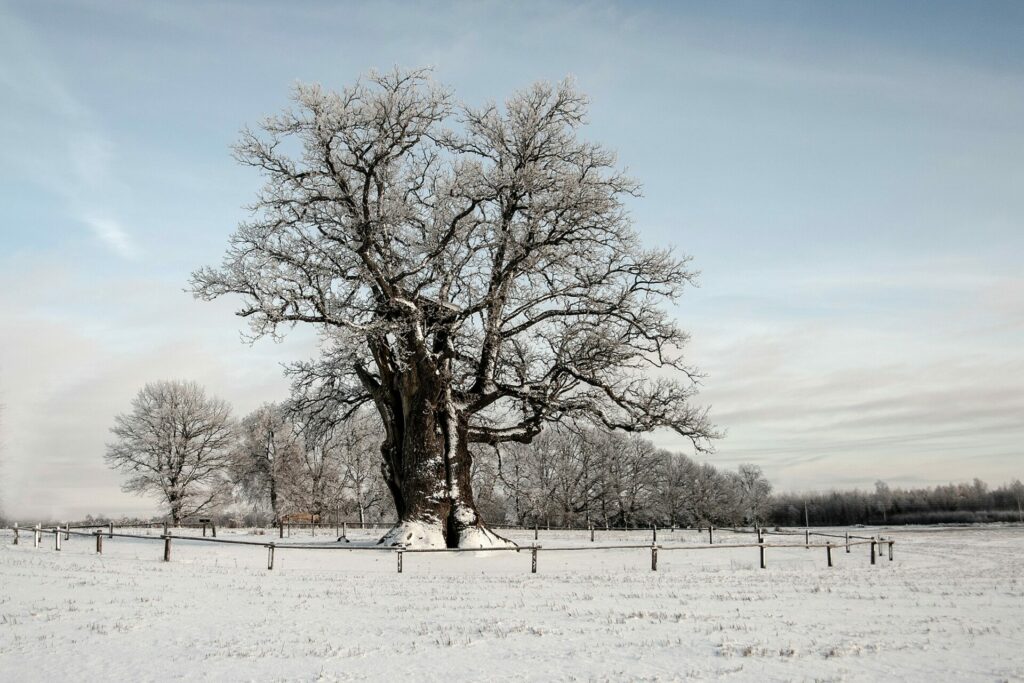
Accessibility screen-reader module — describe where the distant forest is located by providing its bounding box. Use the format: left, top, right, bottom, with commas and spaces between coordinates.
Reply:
9, 411, 1021, 529
771, 479, 1024, 527
56, 459, 1024, 532
46, 475, 1024, 530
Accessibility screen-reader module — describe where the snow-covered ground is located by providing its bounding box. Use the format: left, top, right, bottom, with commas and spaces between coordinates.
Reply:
1, 525, 1021, 681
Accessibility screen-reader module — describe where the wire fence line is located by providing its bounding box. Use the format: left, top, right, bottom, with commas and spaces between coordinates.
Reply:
6, 521, 896, 574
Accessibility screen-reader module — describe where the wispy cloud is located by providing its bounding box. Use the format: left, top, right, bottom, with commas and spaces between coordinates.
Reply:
83, 216, 140, 260
0, 6, 140, 259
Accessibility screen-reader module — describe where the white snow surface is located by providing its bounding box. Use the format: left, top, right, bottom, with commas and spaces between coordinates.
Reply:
454, 524, 516, 549
2, 525, 1022, 681
377, 519, 447, 548
377, 519, 515, 549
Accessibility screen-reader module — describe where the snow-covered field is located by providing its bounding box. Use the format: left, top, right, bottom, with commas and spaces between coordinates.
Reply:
1, 525, 1022, 681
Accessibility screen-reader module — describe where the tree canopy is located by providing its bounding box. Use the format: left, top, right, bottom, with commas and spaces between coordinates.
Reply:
193, 69, 716, 547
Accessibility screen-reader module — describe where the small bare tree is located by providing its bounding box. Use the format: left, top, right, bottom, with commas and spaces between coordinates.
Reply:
736, 463, 773, 526
678, 461, 742, 527
230, 403, 302, 525
283, 417, 341, 524
654, 451, 693, 527
106, 381, 235, 524
193, 69, 717, 547
333, 409, 388, 525
593, 432, 662, 527
1011, 479, 1024, 523
469, 445, 507, 524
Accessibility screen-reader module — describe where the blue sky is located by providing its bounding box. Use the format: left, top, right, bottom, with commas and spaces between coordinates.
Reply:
2, 0, 1022, 518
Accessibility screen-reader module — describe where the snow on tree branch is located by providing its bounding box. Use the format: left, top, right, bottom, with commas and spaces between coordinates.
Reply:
192, 68, 718, 547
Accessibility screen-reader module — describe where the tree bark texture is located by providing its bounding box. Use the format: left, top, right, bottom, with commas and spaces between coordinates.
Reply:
374, 358, 502, 548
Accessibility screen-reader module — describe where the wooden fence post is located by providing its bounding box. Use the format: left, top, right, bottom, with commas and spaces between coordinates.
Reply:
652, 526, 657, 544
708, 526, 713, 545
590, 525, 595, 543
64, 523, 70, 541
55, 529, 61, 551
12, 522, 18, 545
342, 521, 347, 540
531, 545, 538, 574
211, 522, 216, 538
287, 521, 291, 538
805, 528, 809, 549
163, 521, 169, 537
267, 543, 275, 571
888, 541, 894, 561
826, 543, 833, 567
95, 530, 103, 554
108, 522, 114, 539
397, 547, 404, 574
534, 523, 538, 541
34, 525, 41, 548
759, 540, 765, 569
279, 521, 284, 539
870, 538, 876, 565
163, 535, 171, 562
312, 522, 316, 537
202, 522, 208, 537
845, 531, 850, 553
651, 544, 658, 571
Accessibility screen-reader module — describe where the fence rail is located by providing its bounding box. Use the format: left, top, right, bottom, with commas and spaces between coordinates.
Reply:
6, 522, 896, 574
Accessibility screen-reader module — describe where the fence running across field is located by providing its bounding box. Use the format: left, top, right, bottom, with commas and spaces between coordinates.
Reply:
5, 520, 895, 574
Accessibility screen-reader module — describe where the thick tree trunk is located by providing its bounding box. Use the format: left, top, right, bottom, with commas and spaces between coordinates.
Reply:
374, 366, 511, 549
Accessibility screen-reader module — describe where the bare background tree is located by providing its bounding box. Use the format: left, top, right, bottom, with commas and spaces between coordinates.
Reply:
230, 403, 302, 525
736, 463, 773, 526
105, 380, 235, 525
676, 461, 742, 526
332, 409, 390, 525
283, 415, 341, 525
193, 68, 717, 547
490, 425, 750, 529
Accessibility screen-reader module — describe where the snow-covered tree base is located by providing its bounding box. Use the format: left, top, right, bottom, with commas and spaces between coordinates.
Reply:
378, 520, 517, 549
379, 520, 446, 548
457, 525, 517, 549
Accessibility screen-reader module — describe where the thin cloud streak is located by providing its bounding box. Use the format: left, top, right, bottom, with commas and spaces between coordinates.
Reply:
83, 216, 140, 260
0, 6, 139, 260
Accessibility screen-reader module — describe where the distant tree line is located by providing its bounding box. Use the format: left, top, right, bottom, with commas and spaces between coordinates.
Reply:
101, 380, 766, 529
771, 479, 1024, 527
471, 424, 772, 528
100, 380, 1022, 530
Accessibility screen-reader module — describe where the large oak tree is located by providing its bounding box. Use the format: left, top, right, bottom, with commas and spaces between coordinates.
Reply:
193, 69, 716, 547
